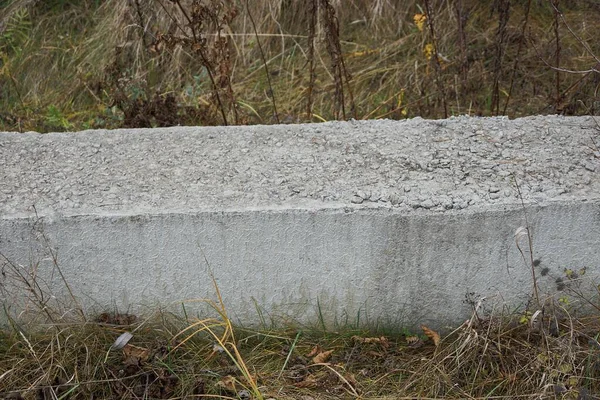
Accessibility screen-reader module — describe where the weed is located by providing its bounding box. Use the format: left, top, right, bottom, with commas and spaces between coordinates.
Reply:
490, 0, 510, 115
1, 0, 599, 131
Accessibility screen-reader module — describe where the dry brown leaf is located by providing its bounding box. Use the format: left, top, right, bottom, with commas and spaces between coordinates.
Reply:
307, 345, 322, 358
295, 374, 318, 388
351, 336, 390, 347
421, 325, 441, 346
344, 372, 358, 388
122, 344, 150, 363
216, 375, 238, 392
366, 350, 384, 358
405, 335, 423, 348
312, 349, 334, 364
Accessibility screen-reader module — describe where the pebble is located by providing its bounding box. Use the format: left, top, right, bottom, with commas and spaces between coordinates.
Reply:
351, 195, 363, 204
420, 199, 435, 209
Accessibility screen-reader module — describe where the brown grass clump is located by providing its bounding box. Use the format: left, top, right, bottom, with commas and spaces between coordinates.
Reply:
3, 293, 600, 398
0, 0, 599, 132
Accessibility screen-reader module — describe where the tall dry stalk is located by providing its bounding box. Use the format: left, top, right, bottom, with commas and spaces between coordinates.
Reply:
491, 0, 510, 115
164, 0, 239, 125
245, 0, 279, 123
306, 0, 318, 120
454, 0, 468, 94
319, 0, 355, 120
552, 0, 561, 113
503, 0, 532, 115
424, 0, 448, 118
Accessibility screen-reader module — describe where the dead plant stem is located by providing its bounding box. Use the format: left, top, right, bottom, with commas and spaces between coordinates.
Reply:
424, 0, 448, 118
245, 0, 279, 124
512, 175, 540, 307
503, 0, 532, 115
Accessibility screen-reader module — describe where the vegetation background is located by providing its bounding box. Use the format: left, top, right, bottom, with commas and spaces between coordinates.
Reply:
0, 0, 599, 132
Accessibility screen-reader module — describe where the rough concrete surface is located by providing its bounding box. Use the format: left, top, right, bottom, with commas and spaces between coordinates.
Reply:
1, 115, 599, 328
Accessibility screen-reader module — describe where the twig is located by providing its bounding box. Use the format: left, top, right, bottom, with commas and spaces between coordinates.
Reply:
32, 206, 86, 321
491, 0, 510, 115
245, 0, 279, 124
503, 0, 532, 115
170, 0, 229, 125
320, 0, 346, 119
454, 0, 468, 93
549, 1, 600, 65
306, 0, 318, 120
424, 0, 448, 118
512, 174, 540, 307
552, 0, 561, 113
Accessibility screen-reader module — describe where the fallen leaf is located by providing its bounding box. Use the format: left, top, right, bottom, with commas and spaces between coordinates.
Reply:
312, 349, 334, 364
122, 344, 150, 363
366, 350, 384, 358
216, 375, 238, 392
344, 372, 358, 388
421, 325, 441, 347
307, 345, 322, 358
295, 374, 318, 388
351, 335, 390, 347
405, 336, 423, 348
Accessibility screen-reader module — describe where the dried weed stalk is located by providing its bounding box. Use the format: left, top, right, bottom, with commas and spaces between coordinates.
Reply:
503, 0, 532, 115
552, 0, 562, 113
319, 0, 356, 120
306, 0, 318, 120
491, 0, 510, 115
454, 0, 469, 94
157, 0, 239, 125
423, 0, 448, 118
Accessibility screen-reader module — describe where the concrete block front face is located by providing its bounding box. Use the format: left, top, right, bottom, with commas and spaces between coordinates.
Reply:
1, 116, 599, 328
2, 203, 599, 328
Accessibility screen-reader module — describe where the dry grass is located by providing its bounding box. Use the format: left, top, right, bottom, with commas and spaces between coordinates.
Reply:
2, 293, 600, 399
0, 0, 599, 132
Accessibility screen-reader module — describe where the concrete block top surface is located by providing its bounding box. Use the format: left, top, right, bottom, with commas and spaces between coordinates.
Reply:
1, 115, 599, 217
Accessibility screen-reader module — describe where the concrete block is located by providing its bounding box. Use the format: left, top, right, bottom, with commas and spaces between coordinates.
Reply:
1, 116, 599, 328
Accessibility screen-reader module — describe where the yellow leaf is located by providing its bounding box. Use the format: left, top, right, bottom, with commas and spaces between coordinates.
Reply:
567, 376, 579, 387
559, 363, 572, 374
413, 13, 427, 31
423, 43, 434, 60
421, 325, 441, 347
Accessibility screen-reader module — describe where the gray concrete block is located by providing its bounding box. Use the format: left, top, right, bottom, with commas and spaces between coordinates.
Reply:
1, 115, 599, 328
